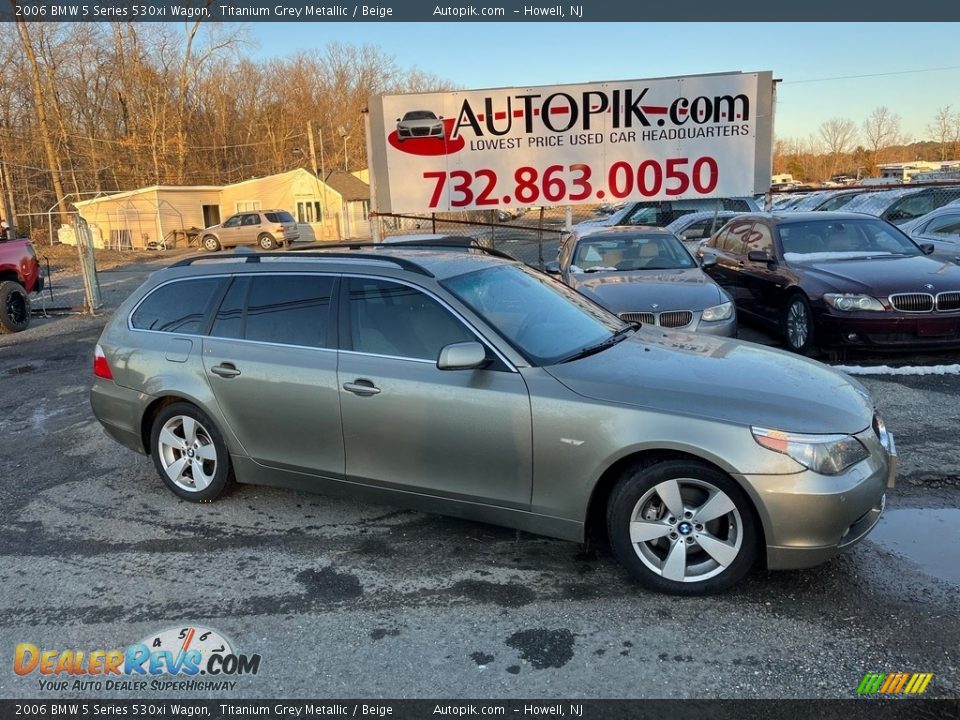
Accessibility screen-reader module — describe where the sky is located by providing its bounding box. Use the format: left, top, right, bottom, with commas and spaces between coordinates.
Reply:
249, 22, 960, 144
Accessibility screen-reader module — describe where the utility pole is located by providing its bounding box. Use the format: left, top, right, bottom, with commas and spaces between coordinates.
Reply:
308, 121, 331, 242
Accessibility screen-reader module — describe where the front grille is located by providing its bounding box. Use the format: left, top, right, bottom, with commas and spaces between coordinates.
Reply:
936, 291, 960, 311
620, 312, 655, 325
411, 127, 431, 136
889, 293, 934, 313
659, 310, 694, 328
619, 311, 693, 328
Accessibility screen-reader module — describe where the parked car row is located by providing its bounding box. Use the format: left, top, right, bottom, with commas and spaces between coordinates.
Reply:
772, 184, 960, 227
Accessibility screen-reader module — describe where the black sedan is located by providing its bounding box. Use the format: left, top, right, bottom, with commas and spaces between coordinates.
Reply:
699, 212, 960, 355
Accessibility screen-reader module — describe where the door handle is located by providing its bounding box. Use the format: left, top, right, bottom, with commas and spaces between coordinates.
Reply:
343, 380, 381, 396
210, 363, 241, 378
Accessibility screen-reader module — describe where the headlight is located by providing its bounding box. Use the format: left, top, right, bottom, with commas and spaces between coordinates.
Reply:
702, 301, 734, 322
751, 426, 869, 475
824, 293, 885, 312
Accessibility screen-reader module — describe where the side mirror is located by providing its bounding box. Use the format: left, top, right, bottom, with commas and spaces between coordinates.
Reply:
747, 250, 772, 263
699, 254, 718, 268
920, 243, 935, 255
544, 261, 561, 274
437, 342, 489, 371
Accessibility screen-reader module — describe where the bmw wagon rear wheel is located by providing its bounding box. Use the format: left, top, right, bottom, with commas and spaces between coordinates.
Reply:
149, 402, 233, 502
607, 460, 758, 595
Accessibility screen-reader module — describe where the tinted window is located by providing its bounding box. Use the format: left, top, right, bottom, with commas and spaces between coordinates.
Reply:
346, 279, 474, 361
746, 223, 774, 255
242, 275, 334, 347
926, 215, 960, 235
241, 214, 261, 226
210, 277, 248, 340
720, 219, 756, 255
265, 211, 295, 223
131, 278, 222, 333
222, 215, 242, 228
778, 219, 921, 258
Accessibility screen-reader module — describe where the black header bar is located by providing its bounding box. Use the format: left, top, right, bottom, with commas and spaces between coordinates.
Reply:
2, 0, 958, 22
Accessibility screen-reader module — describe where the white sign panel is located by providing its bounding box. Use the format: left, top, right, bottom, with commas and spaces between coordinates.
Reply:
368, 71, 774, 214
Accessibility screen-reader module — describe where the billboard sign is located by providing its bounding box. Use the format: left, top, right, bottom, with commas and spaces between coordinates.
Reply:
367, 71, 775, 214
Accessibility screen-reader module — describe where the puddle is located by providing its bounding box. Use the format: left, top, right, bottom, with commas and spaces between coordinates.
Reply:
868, 509, 960, 586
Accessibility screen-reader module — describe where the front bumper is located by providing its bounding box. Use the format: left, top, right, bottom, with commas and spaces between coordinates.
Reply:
741, 428, 895, 570
817, 310, 960, 349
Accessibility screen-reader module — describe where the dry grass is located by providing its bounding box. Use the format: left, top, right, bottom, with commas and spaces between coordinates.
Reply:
33, 243, 168, 277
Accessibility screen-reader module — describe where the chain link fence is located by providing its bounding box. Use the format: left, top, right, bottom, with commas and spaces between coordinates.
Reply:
374, 205, 605, 269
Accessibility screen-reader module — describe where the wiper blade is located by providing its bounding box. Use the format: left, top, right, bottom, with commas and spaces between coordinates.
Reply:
561, 326, 636, 363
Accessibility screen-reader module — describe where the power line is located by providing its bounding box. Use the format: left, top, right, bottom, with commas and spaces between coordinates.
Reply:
782, 65, 960, 85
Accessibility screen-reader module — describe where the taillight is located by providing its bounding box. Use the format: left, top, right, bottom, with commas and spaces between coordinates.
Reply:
93, 344, 113, 380
275, 225, 286, 234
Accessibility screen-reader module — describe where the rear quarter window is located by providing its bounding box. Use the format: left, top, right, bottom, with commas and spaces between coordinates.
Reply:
130, 278, 223, 333
264, 211, 295, 223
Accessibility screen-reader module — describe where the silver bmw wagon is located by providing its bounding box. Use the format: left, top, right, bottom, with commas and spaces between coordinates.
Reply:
90, 245, 895, 595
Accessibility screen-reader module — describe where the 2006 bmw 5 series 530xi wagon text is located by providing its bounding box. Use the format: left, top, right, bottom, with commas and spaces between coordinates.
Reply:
90, 245, 896, 595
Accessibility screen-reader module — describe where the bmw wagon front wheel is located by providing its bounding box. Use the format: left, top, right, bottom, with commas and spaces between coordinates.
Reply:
607, 460, 758, 595
149, 402, 234, 502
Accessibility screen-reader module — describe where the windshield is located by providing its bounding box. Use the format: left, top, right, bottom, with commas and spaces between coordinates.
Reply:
442, 264, 625, 366
403, 111, 437, 120
779, 219, 922, 260
572, 234, 695, 272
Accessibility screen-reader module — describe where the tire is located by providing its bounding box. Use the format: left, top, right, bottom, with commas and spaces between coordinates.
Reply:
202, 235, 221, 252
258, 234, 277, 250
149, 402, 234, 502
782, 294, 816, 356
0, 281, 31, 333
606, 459, 758, 595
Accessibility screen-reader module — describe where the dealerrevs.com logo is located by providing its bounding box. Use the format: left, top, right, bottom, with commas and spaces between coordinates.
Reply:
13, 625, 261, 693
389, 87, 751, 157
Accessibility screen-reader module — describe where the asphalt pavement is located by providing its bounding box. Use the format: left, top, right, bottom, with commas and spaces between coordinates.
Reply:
0, 257, 957, 701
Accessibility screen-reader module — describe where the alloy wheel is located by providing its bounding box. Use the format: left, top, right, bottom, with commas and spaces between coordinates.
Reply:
156, 415, 218, 492
786, 300, 810, 350
628, 478, 743, 583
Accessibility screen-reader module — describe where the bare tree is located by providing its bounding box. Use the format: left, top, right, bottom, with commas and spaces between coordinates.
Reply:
862, 106, 902, 171
818, 118, 858, 177
928, 106, 954, 161
14, 20, 71, 226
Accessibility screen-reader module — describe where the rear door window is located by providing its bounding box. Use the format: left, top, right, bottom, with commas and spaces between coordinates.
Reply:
209, 274, 336, 348
131, 278, 223, 334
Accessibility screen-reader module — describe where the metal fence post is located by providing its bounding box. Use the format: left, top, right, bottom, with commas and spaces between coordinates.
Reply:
75, 214, 102, 312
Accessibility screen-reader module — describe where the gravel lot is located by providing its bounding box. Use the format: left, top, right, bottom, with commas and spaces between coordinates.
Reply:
0, 255, 957, 701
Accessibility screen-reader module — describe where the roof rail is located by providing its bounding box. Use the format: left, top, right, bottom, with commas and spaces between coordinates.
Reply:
170, 249, 434, 277
290, 240, 519, 263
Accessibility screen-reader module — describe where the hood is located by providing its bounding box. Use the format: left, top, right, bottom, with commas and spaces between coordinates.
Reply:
544, 329, 874, 435
791, 254, 960, 295
569, 268, 724, 314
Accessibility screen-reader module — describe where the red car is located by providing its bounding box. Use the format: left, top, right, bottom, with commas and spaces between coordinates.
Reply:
0, 237, 43, 333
